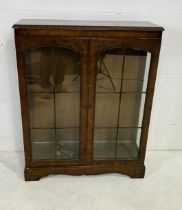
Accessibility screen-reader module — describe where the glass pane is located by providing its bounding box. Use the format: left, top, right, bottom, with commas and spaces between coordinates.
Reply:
119, 93, 146, 127
95, 94, 119, 127
56, 93, 80, 127
25, 47, 81, 93
31, 129, 55, 160
25, 49, 53, 92
28, 93, 54, 128
56, 129, 79, 160
123, 53, 150, 92
94, 129, 116, 159
116, 128, 141, 159
93, 47, 150, 160
25, 46, 81, 161
96, 54, 123, 92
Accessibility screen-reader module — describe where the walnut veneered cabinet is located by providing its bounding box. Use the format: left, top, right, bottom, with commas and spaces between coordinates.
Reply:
13, 19, 164, 181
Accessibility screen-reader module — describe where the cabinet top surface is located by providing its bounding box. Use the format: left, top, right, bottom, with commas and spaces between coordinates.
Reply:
13, 19, 164, 31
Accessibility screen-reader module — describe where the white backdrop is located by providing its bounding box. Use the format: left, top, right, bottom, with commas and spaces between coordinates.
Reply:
0, 0, 182, 151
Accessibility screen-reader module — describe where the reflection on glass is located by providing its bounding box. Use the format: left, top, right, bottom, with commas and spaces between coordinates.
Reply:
96, 53, 123, 92
94, 48, 150, 160
25, 47, 81, 92
25, 46, 81, 160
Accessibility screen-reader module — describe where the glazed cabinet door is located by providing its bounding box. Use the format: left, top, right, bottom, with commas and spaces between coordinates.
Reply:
15, 37, 88, 167
87, 38, 161, 164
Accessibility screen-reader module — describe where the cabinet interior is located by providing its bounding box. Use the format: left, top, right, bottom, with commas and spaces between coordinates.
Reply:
24, 46, 151, 161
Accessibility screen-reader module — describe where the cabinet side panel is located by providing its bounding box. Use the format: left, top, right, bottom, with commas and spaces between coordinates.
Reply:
15, 35, 32, 167
138, 48, 162, 161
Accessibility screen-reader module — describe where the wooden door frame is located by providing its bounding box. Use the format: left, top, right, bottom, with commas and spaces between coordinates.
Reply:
87, 37, 162, 165
15, 36, 89, 168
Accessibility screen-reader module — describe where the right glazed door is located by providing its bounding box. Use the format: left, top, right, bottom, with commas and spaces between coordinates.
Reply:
88, 39, 151, 163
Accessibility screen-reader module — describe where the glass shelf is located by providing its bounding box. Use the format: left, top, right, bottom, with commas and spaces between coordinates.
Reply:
93, 141, 138, 160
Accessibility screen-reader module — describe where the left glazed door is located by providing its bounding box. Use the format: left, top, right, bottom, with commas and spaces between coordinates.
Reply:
15, 37, 88, 167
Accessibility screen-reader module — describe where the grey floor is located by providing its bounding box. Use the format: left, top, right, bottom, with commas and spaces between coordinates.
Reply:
0, 151, 181, 210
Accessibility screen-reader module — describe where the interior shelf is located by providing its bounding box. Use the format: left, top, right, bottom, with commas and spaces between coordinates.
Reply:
32, 140, 138, 160
94, 141, 138, 160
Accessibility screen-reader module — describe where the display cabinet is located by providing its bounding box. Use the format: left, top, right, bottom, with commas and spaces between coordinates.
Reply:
13, 19, 164, 181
